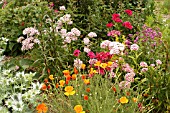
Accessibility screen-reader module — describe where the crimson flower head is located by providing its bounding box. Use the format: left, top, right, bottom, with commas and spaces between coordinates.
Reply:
106, 23, 114, 28
112, 13, 122, 23
123, 21, 133, 30
112, 13, 120, 19
125, 9, 133, 16
73, 49, 81, 57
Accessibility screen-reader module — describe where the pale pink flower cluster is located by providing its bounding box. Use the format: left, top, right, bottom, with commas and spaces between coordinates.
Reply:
124, 72, 135, 82
59, 28, 81, 44
140, 62, 148, 67
89, 59, 97, 65
119, 63, 135, 89
119, 81, 131, 89
130, 44, 139, 51
100, 40, 125, 55
87, 32, 97, 38
23, 27, 40, 36
156, 59, 162, 65
83, 37, 90, 45
141, 68, 148, 72
59, 6, 66, 10
18, 28, 40, 51
122, 63, 134, 73
74, 58, 83, 69
56, 14, 73, 31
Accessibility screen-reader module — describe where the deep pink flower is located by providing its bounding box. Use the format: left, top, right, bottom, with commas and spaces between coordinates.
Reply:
112, 13, 122, 23
123, 21, 133, 29
73, 49, 81, 57
125, 9, 133, 16
106, 23, 114, 28
54, 10, 59, 13
112, 13, 120, 19
87, 51, 96, 59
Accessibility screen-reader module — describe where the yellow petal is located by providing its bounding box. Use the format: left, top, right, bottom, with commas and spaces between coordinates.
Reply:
70, 91, 75, 95
64, 92, 69, 96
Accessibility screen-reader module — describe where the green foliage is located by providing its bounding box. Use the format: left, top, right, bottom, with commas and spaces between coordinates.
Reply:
0, 0, 51, 56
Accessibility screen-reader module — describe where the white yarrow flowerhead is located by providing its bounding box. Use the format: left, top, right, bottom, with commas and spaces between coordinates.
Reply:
59, 6, 66, 10
130, 44, 139, 51
88, 32, 97, 38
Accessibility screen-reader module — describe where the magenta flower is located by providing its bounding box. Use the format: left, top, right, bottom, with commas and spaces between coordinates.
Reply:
125, 9, 133, 16
73, 49, 81, 57
87, 51, 96, 59
123, 21, 133, 29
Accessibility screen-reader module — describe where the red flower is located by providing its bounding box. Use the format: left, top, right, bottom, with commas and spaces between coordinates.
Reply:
123, 21, 133, 29
125, 9, 133, 16
106, 23, 114, 28
84, 95, 88, 100
73, 49, 81, 57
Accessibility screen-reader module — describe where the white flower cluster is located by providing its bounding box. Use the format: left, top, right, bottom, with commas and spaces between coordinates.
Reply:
82, 32, 97, 53
74, 58, 83, 69
0, 70, 42, 112
0, 37, 9, 45
17, 27, 40, 51
100, 40, 125, 55
59, 6, 66, 11
60, 28, 81, 44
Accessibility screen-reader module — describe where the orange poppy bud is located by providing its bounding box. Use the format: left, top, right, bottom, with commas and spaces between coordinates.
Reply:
126, 92, 130, 96
81, 75, 86, 80
86, 88, 90, 92
56, 83, 59, 88
41, 84, 47, 90
66, 80, 69, 85
44, 79, 48, 83
112, 86, 116, 92
84, 95, 88, 100
47, 68, 50, 74
74, 67, 79, 74
47, 85, 50, 89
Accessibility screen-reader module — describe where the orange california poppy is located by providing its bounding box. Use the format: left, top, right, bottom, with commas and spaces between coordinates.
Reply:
72, 74, 77, 80
41, 84, 47, 90
74, 67, 79, 74
36, 103, 48, 113
63, 70, 70, 76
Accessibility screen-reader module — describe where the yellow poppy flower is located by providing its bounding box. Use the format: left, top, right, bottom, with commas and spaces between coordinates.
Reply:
74, 105, 85, 113
120, 96, 128, 104
94, 61, 101, 67
63, 70, 70, 76
49, 75, 54, 80
81, 64, 86, 70
100, 63, 107, 69
132, 97, 138, 103
107, 61, 113, 67
59, 80, 65, 87
64, 86, 75, 96
84, 79, 90, 85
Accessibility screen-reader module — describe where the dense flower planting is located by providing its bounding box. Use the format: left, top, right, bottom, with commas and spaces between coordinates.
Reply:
0, 0, 169, 113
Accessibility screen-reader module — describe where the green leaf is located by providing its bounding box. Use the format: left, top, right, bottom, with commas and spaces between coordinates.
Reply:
19, 59, 34, 69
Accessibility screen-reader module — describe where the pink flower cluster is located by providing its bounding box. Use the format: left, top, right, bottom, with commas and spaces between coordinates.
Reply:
130, 44, 139, 51
18, 27, 40, 51
119, 63, 135, 89
107, 30, 121, 37
59, 28, 81, 44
